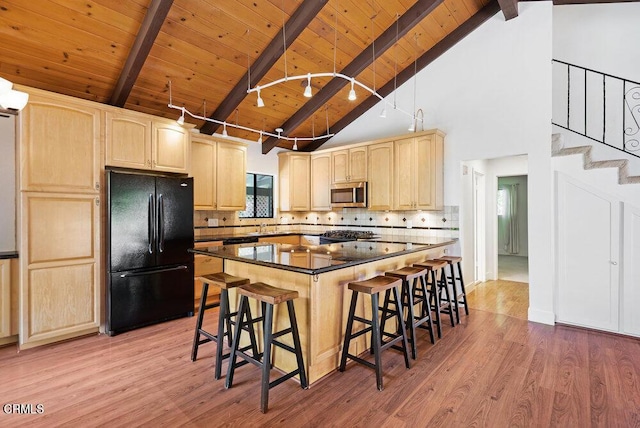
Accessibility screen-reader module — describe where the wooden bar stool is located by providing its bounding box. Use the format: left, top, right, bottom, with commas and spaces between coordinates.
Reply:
434, 255, 469, 323
339, 276, 411, 391
225, 282, 308, 413
384, 266, 435, 359
413, 259, 455, 338
191, 273, 257, 381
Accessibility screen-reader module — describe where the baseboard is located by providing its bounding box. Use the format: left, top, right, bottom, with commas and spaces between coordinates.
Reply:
527, 307, 555, 325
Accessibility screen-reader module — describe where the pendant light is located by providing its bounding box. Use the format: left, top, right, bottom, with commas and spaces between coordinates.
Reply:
348, 79, 356, 101
303, 73, 312, 98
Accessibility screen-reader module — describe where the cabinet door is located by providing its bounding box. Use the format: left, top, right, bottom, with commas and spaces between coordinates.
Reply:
368, 142, 394, 210
0, 260, 10, 339
348, 147, 367, 182
393, 138, 416, 210
21, 96, 100, 194
191, 138, 216, 210
20, 192, 100, 348
152, 122, 189, 173
331, 150, 349, 183
311, 153, 331, 211
415, 135, 436, 210
623, 204, 640, 336
105, 111, 152, 170
290, 155, 310, 211
216, 142, 247, 211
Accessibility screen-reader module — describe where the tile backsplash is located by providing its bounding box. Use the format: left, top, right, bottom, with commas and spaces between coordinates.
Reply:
194, 207, 459, 240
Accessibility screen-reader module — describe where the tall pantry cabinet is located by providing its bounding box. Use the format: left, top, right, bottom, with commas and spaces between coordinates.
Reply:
18, 88, 101, 349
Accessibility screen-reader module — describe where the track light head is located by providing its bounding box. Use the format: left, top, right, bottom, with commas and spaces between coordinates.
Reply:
176, 108, 185, 125
222, 123, 228, 137
348, 79, 356, 101
293, 137, 298, 151
256, 88, 265, 108
303, 73, 312, 98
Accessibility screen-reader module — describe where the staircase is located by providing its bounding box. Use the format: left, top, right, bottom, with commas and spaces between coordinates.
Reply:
552, 134, 640, 185
552, 59, 640, 185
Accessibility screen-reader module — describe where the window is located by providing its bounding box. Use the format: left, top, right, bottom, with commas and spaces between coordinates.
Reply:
239, 173, 274, 218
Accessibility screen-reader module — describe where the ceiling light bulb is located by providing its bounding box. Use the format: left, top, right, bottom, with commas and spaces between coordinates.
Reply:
0, 77, 12, 95
176, 108, 185, 125
256, 88, 264, 108
303, 73, 312, 98
293, 138, 298, 151
0, 89, 28, 111
222, 123, 228, 137
379, 107, 387, 118
348, 79, 356, 101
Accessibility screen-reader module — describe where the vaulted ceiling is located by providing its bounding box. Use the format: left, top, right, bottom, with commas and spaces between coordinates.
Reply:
0, 0, 516, 152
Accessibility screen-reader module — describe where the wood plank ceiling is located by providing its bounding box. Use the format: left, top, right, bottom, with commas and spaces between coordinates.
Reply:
0, 0, 509, 152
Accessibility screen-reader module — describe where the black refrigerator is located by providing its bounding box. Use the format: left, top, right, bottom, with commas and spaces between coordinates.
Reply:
106, 170, 194, 336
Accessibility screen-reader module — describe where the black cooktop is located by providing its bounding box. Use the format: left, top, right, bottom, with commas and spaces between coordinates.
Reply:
321, 230, 375, 240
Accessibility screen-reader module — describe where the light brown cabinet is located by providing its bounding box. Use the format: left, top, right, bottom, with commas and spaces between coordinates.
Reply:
367, 142, 394, 211
21, 93, 100, 194
0, 260, 11, 341
331, 147, 367, 183
19, 88, 102, 349
191, 135, 247, 211
310, 153, 331, 211
193, 241, 223, 309
393, 133, 444, 210
105, 110, 190, 174
279, 153, 310, 212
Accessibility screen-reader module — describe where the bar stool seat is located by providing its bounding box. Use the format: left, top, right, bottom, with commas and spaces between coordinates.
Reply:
225, 282, 307, 413
433, 255, 469, 322
339, 275, 411, 391
191, 273, 254, 381
385, 266, 435, 359
414, 259, 454, 338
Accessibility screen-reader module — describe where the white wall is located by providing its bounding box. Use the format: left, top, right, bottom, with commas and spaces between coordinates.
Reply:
328, 3, 555, 324
0, 113, 16, 252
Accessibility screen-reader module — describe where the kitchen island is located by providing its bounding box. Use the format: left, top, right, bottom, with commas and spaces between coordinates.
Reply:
191, 237, 456, 385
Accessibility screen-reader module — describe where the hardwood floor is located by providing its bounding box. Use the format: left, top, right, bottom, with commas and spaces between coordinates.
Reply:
467, 279, 529, 320
2, 285, 640, 427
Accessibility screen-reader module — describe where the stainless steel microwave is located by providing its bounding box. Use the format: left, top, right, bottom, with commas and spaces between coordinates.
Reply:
331, 182, 367, 208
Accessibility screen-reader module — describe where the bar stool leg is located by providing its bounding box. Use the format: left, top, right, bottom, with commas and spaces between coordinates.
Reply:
429, 270, 443, 339
370, 292, 383, 391
446, 263, 461, 324
225, 295, 248, 389
339, 291, 359, 372
457, 262, 469, 315
393, 285, 411, 371
214, 288, 229, 379
418, 275, 436, 344
439, 269, 455, 328
260, 303, 274, 413
287, 300, 308, 388
191, 281, 210, 362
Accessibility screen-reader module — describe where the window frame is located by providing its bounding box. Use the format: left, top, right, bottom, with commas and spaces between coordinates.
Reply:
239, 172, 274, 219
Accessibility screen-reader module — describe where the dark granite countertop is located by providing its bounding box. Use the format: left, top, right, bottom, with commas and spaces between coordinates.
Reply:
0, 251, 19, 259
194, 231, 317, 243
190, 239, 455, 275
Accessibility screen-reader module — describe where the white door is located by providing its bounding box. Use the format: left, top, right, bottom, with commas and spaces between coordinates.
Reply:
623, 203, 640, 336
556, 173, 620, 331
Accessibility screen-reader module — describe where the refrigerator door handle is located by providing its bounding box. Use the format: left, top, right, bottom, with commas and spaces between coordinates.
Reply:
148, 193, 155, 254
158, 194, 165, 253
119, 265, 189, 278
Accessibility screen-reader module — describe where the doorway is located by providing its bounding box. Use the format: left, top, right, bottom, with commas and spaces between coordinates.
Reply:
496, 175, 529, 283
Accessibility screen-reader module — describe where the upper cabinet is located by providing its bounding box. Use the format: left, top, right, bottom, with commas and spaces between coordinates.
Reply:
105, 110, 190, 174
393, 133, 444, 211
311, 153, 331, 211
331, 147, 367, 183
191, 135, 247, 211
279, 153, 310, 212
368, 142, 394, 211
21, 93, 100, 194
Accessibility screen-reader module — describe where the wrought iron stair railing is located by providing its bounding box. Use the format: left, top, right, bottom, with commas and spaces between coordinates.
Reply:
552, 59, 640, 159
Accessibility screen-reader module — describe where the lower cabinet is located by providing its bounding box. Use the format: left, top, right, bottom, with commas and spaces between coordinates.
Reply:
0, 259, 18, 345
193, 241, 223, 309
19, 192, 100, 349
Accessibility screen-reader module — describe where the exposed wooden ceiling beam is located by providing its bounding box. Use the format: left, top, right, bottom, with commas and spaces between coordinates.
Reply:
302, 0, 502, 152
261, 0, 444, 154
109, 0, 174, 107
497, 0, 519, 20
199, 0, 329, 136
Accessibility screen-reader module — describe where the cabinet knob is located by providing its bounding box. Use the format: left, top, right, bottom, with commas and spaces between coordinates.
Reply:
610, 261, 618, 265
95, 198, 100, 206
95, 182, 100, 190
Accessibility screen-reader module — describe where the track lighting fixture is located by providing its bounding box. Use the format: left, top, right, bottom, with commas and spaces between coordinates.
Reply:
256, 87, 264, 108
0, 76, 29, 111
303, 73, 312, 98
257, 131, 263, 144
293, 137, 298, 151
348, 78, 356, 101
222, 123, 228, 137
176, 107, 185, 125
